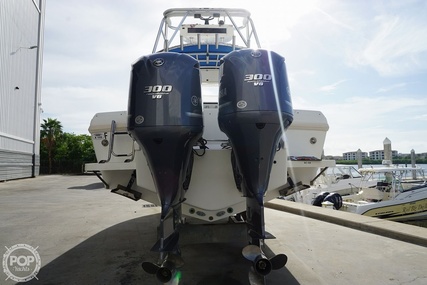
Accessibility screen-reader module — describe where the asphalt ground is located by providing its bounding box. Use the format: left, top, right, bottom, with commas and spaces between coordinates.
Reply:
1, 175, 426, 285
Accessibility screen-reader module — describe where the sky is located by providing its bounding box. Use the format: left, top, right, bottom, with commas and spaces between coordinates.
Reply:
41, 0, 427, 156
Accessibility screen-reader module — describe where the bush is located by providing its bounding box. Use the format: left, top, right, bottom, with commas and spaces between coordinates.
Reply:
40, 132, 96, 174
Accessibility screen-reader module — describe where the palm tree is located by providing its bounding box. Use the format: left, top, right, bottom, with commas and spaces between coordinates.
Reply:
40, 118, 63, 174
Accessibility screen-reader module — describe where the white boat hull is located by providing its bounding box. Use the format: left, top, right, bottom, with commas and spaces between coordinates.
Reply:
85, 108, 333, 222
341, 188, 427, 221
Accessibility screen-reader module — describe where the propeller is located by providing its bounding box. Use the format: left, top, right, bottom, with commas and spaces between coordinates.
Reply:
242, 245, 287, 277
142, 254, 184, 283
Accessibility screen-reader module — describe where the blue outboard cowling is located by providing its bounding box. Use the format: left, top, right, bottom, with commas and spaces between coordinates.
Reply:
128, 52, 203, 218
218, 49, 293, 245
218, 49, 293, 203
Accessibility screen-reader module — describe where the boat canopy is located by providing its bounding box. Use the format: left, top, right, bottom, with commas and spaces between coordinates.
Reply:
359, 167, 423, 174
152, 8, 261, 83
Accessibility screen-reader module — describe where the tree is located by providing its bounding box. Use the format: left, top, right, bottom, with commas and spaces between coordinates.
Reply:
54, 133, 96, 173
40, 118, 96, 174
40, 118, 63, 174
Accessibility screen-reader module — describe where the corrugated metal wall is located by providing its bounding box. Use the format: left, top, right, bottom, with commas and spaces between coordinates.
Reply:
0, 0, 45, 180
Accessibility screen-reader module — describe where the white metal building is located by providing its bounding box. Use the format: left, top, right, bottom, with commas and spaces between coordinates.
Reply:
0, 0, 45, 180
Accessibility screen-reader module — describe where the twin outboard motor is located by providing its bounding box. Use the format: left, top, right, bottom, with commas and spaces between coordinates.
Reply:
218, 49, 293, 244
131, 48, 291, 280
128, 52, 203, 219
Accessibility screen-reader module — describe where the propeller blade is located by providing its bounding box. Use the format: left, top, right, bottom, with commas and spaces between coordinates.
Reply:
167, 253, 184, 268
242, 245, 262, 261
143, 254, 184, 283
270, 253, 288, 270
141, 262, 159, 274
248, 267, 265, 285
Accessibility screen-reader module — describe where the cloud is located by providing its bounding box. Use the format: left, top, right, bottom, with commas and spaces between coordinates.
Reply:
313, 6, 356, 32
305, 95, 427, 155
40, 1, 427, 156
41, 86, 128, 134
414, 113, 427, 121
291, 2, 427, 77
319, 79, 347, 92
376, 82, 407, 93
352, 12, 427, 76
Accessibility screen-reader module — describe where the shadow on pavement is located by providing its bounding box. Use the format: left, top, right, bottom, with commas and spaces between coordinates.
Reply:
68, 182, 105, 191
25, 213, 299, 285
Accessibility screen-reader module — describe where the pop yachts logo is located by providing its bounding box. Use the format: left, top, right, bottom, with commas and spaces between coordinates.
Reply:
3, 244, 41, 282
244, 73, 272, 86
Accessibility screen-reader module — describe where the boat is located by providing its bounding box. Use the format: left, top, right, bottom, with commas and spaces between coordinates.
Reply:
283, 165, 377, 204
84, 8, 334, 283
320, 166, 427, 221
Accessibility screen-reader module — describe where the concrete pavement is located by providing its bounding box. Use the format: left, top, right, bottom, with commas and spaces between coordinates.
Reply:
265, 199, 427, 247
1, 175, 426, 284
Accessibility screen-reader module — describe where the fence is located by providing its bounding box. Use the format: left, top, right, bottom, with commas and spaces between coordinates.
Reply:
39, 160, 92, 174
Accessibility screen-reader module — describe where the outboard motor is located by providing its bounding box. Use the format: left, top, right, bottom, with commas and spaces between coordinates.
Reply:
219, 49, 292, 277
323, 192, 343, 210
128, 52, 203, 219
128, 53, 203, 276
312, 191, 330, 206
312, 192, 342, 210
219, 49, 293, 241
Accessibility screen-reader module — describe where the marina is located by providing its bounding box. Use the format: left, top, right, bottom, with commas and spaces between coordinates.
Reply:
2, 4, 426, 285
79, 8, 427, 283
283, 164, 427, 222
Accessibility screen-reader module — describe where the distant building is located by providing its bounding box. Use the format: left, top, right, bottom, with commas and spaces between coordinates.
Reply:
324, 155, 342, 160
0, 1, 46, 180
342, 151, 368, 161
399, 152, 427, 159
369, 150, 398, 160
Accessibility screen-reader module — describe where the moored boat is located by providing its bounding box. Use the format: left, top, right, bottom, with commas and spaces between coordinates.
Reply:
283, 165, 376, 204
321, 166, 427, 221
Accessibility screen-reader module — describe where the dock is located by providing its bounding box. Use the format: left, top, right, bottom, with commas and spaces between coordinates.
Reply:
1, 175, 426, 284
